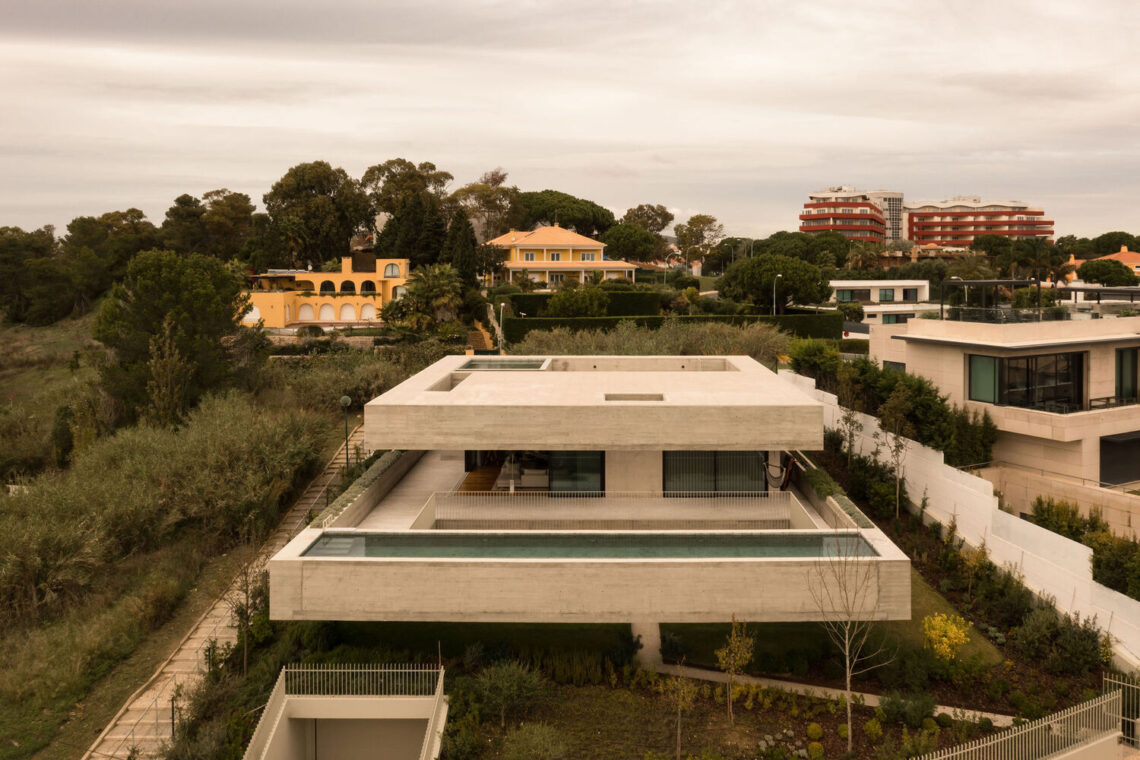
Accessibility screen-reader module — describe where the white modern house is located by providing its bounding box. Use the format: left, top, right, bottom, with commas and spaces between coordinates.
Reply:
829, 280, 938, 325
269, 355, 910, 626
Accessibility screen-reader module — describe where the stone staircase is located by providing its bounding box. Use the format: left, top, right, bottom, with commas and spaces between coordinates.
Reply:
83, 426, 366, 759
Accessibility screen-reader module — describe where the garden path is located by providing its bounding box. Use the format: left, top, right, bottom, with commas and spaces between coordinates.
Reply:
657, 663, 1017, 727
81, 425, 367, 760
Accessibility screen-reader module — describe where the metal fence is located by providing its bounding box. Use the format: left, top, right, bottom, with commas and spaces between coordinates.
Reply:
427, 490, 795, 530
283, 663, 443, 697
914, 691, 1120, 760
1105, 672, 1140, 746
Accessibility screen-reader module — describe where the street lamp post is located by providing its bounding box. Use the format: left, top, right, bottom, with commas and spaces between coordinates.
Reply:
339, 395, 351, 470
772, 273, 782, 316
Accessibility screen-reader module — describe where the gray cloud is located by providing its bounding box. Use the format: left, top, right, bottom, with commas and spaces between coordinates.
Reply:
2, 0, 1140, 237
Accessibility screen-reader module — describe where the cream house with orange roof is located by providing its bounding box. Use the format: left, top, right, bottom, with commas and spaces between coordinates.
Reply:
486, 225, 635, 286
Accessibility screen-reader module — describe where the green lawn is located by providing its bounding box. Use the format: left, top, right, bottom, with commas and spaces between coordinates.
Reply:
662, 567, 1003, 678
878, 569, 1003, 665
698, 276, 719, 292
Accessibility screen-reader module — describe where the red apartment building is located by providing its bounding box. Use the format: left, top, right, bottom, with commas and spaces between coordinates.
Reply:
904, 196, 1053, 247
798, 187, 890, 244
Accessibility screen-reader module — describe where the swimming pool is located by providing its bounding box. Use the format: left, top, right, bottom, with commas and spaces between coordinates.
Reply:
302, 532, 877, 559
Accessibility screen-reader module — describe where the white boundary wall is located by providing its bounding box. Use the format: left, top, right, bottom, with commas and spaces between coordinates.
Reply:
780, 370, 1140, 671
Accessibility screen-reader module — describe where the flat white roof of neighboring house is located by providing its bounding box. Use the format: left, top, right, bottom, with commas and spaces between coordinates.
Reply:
363, 355, 824, 452
830, 280, 929, 288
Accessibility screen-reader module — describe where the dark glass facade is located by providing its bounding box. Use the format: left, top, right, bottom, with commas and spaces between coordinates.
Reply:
968, 352, 1085, 412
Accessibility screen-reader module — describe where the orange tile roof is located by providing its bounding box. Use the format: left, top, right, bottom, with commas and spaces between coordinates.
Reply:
487, 224, 605, 249
1097, 247, 1140, 265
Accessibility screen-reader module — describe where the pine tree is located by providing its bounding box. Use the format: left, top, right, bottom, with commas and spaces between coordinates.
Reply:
393, 193, 425, 263
414, 197, 448, 269
441, 209, 479, 286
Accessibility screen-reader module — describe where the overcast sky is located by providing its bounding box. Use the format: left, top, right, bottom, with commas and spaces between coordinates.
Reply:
3, 0, 1139, 238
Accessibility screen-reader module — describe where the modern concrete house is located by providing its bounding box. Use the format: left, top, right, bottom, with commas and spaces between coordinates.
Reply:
870, 313, 1140, 496
269, 355, 910, 628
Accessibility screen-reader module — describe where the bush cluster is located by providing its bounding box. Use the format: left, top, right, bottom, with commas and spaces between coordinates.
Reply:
511, 319, 790, 367
503, 312, 842, 343
791, 345, 998, 467
0, 393, 327, 626
1027, 497, 1140, 603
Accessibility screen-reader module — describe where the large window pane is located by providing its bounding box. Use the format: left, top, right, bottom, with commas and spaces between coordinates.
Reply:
550, 451, 604, 492
715, 452, 766, 492
1118, 348, 1139, 400
968, 355, 998, 403
663, 451, 715, 492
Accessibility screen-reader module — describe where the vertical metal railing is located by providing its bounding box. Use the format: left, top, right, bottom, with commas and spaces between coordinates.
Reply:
913, 691, 1120, 760
1105, 672, 1140, 746
282, 663, 441, 696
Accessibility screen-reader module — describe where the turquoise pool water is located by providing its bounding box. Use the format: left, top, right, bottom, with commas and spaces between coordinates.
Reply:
302, 532, 878, 559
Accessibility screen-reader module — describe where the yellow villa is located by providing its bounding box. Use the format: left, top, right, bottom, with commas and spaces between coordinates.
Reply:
243, 255, 409, 328
486, 224, 635, 286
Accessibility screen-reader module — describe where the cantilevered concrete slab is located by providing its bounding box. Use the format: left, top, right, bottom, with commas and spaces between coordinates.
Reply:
364, 355, 823, 452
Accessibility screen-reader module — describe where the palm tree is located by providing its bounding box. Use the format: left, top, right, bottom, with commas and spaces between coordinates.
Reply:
847, 240, 883, 271
406, 263, 464, 324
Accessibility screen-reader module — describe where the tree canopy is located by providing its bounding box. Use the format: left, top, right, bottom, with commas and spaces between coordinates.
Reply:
450, 168, 519, 240
1077, 258, 1139, 286
621, 203, 674, 234
600, 222, 657, 262
673, 214, 724, 262
514, 190, 615, 237
262, 161, 372, 266
93, 249, 250, 422
717, 255, 830, 313
361, 158, 453, 216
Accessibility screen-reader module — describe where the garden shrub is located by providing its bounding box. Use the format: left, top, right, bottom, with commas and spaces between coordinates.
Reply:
863, 717, 883, 742
474, 661, 545, 727
807, 722, 823, 740
922, 613, 971, 662
787, 338, 841, 379
296, 324, 324, 337
935, 712, 953, 728
546, 286, 610, 318
880, 691, 936, 729
1048, 614, 1104, 676
1012, 608, 1057, 660
807, 741, 824, 759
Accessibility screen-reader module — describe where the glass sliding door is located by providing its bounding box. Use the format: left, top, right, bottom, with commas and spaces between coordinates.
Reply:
663, 451, 766, 493
714, 451, 765, 491
662, 451, 715, 492
549, 451, 604, 493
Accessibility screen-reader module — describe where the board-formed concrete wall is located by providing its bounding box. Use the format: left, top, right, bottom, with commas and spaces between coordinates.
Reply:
780, 370, 1140, 670
270, 529, 911, 624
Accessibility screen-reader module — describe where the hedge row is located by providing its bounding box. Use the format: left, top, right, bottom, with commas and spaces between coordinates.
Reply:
502, 312, 843, 343
508, 291, 662, 318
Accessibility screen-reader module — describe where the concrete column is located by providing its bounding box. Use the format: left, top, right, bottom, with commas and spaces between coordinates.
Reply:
631, 621, 663, 667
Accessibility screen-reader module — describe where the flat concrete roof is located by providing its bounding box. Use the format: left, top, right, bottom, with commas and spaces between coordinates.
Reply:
364, 355, 824, 452
892, 333, 1140, 351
